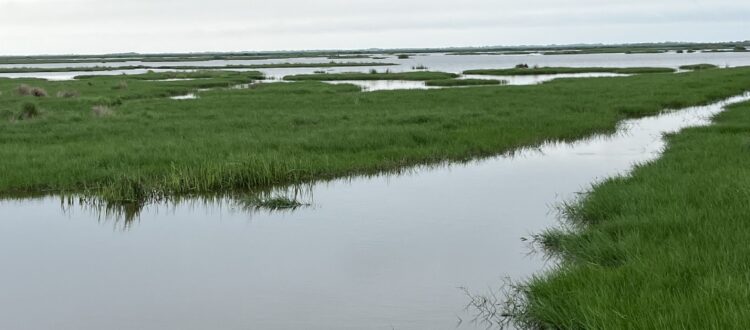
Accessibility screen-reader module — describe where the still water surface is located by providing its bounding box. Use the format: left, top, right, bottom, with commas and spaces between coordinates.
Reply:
2, 86, 746, 328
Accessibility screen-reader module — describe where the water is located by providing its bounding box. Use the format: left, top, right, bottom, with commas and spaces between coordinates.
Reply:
170, 93, 199, 100
325, 80, 440, 91
323, 73, 629, 92
460, 72, 628, 86
2, 51, 749, 81
2, 83, 746, 329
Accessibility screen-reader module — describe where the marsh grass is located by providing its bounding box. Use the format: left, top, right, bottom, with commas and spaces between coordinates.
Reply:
2, 68, 750, 203
17, 102, 40, 120
57, 90, 80, 98
31, 87, 48, 97
91, 105, 113, 117
15, 84, 49, 97
679, 63, 719, 71
16, 84, 32, 96
513, 100, 750, 328
113, 81, 128, 90
465, 67, 676, 75
425, 79, 506, 87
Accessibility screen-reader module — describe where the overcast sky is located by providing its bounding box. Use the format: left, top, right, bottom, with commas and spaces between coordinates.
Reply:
1, 0, 748, 55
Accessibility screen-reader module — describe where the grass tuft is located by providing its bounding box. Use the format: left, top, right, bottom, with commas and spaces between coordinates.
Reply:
17, 102, 40, 120
91, 105, 113, 117
16, 84, 32, 96
56, 90, 80, 98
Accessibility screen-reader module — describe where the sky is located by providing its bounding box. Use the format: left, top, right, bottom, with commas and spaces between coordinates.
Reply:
0, 0, 748, 55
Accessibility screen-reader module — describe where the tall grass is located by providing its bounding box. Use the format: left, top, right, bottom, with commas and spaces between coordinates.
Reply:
516, 100, 750, 328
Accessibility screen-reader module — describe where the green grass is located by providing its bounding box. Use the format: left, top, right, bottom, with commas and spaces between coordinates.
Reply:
1, 67, 750, 203
0, 62, 396, 74
515, 100, 750, 329
424, 79, 506, 87
679, 63, 719, 71
464, 67, 676, 75
542, 48, 667, 55
283, 71, 459, 81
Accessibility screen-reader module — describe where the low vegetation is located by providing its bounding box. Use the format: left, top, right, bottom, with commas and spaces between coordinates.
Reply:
16, 102, 40, 120
424, 79, 506, 87
91, 105, 113, 117
679, 63, 719, 71
1, 67, 750, 204
464, 67, 676, 75
515, 100, 750, 328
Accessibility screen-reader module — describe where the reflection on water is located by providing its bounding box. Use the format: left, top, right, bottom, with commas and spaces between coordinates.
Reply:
461, 72, 628, 85
325, 79, 438, 91
321, 72, 629, 92
2, 94, 747, 329
170, 93, 199, 100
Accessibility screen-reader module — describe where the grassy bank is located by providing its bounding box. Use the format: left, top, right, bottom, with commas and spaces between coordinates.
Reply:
464, 67, 676, 75
424, 78, 506, 86
679, 63, 719, 71
516, 100, 750, 329
0, 62, 396, 74
283, 71, 459, 81
1, 68, 750, 203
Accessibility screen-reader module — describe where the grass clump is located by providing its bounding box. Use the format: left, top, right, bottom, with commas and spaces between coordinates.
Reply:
113, 81, 128, 90
397, 54, 411, 59
679, 63, 719, 71
16, 84, 32, 96
56, 90, 80, 98
424, 79, 506, 87
15, 84, 47, 97
284, 71, 459, 81
16, 102, 40, 120
517, 100, 750, 328
464, 67, 676, 75
91, 105, 113, 117
30, 87, 48, 97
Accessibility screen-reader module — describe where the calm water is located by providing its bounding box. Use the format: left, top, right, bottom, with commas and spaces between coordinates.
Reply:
323, 73, 628, 91
2, 51, 749, 80
2, 85, 747, 328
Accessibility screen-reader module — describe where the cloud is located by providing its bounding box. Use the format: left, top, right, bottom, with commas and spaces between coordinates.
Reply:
0, 0, 748, 54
